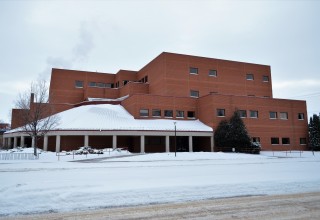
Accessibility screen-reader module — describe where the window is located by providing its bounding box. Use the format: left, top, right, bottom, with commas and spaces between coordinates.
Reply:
279, 112, 288, 120
140, 109, 149, 117
88, 82, 97, 87
152, 109, 161, 117
144, 76, 148, 83
246, 74, 254, 80
252, 137, 260, 143
271, 137, 279, 145
190, 90, 199, 98
269, 111, 277, 119
282, 138, 290, 145
300, 138, 307, 145
217, 109, 225, 117
298, 113, 305, 120
123, 80, 129, 86
187, 111, 195, 118
209, 69, 217, 77
75, 80, 84, 88
164, 110, 173, 118
176, 110, 184, 118
238, 110, 247, 118
190, 67, 198, 75
250, 110, 258, 118
263, 75, 269, 82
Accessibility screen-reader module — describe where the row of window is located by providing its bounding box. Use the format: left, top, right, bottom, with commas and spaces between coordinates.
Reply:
253, 137, 306, 145
140, 109, 196, 119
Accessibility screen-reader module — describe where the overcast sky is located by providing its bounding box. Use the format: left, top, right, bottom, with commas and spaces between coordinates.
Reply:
1, 0, 319, 124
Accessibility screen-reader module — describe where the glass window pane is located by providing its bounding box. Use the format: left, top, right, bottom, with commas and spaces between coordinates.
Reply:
164, 110, 173, 117
246, 74, 254, 80
190, 67, 198, 74
217, 109, 225, 117
269, 111, 277, 119
176, 110, 184, 118
209, 69, 217, 77
140, 109, 149, 117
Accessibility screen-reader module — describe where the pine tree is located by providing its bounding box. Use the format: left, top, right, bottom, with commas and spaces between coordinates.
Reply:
309, 114, 320, 151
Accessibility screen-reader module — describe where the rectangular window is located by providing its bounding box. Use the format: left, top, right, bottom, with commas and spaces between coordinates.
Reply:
217, 109, 226, 117
152, 109, 161, 117
88, 82, 97, 87
246, 74, 254, 80
209, 69, 217, 77
140, 109, 149, 117
164, 110, 173, 118
280, 112, 288, 120
190, 67, 198, 75
269, 111, 277, 119
176, 110, 184, 118
282, 138, 290, 145
298, 113, 305, 120
252, 137, 260, 143
238, 110, 247, 118
190, 90, 199, 98
250, 110, 258, 118
263, 75, 269, 82
300, 138, 307, 145
75, 80, 84, 88
271, 137, 279, 145
187, 111, 195, 119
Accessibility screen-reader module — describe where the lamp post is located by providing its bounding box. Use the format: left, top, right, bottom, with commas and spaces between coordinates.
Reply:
174, 122, 177, 157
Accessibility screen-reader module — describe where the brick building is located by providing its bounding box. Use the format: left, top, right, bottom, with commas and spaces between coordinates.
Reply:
4, 52, 308, 152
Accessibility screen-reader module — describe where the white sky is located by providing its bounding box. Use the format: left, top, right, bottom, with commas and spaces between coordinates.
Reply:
1, 0, 319, 123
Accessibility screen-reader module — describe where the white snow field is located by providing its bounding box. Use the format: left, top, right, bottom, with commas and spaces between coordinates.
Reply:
0, 148, 320, 217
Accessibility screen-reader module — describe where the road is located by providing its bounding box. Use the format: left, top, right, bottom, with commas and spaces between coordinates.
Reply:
2, 192, 320, 220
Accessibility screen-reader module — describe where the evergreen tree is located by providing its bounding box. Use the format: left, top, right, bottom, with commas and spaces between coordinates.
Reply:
309, 114, 320, 151
214, 119, 231, 151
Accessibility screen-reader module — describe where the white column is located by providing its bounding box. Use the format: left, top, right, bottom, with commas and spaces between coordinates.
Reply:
211, 135, 214, 152
165, 136, 170, 152
13, 137, 17, 148
189, 136, 193, 152
84, 135, 89, 146
8, 138, 12, 148
140, 135, 145, 153
56, 135, 61, 153
32, 137, 35, 148
112, 135, 117, 149
43, 135, 48, 151
21, 136, 25, 148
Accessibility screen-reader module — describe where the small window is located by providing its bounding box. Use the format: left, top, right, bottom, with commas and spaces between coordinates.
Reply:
123, 80, 129, 86
280, 112, 288, 120
75, 80, 84, 88
187, 111, 195, 118
176, 110, 184, 118
140, 109, 149, 117
263, 76, 269, 82
209, 69, 217, 77
269, 111, 277, 119
298, 113, 304, 120
238, 110, 247, 118
144, 76, 148, 83
217, 109, 225, 117
190, 90, 199, 98
246, 74, 254, 80
250, 110, 258, 118
300, 138, 307, 145
271, 137, 279, 145
152, 109, 161, 117
190, 67, 198, 75
164, 110, 173, 118
252, 137, 260, 143
89, 82, 97, 87
282, 138, 290, 145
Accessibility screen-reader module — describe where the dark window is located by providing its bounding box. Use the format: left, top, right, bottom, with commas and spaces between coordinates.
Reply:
280, 112, 288, 120
187, 111, 195, 118
250, 110, 258, 118
176, 110, 184, 118
298, 113, 304, 120
75, 80, 84, 88
190, 90, 199, 98
282, 138, 290, 145
164, 110, 173, 118
209, 69, 217, 77
238, 110, 247, 118
252, 137, 260, 143
88, 82, 97, 87
140, 109, 149, 117
271, 137, 279, 145
217, 109, 225, 117
152, 109, 161, 117
190, 67, 198, 74
246, 74, 254, 80
269, 111, 277, 119
300, 138, 307, 145
144, 76, 148, 83
123, 80, 129, 86
263, 75, 269, 82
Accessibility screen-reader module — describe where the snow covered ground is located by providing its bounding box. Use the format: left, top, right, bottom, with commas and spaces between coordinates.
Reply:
0, 148, 320, 217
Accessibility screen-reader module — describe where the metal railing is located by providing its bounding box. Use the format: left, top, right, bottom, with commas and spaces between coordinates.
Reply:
0, 153, 39, 160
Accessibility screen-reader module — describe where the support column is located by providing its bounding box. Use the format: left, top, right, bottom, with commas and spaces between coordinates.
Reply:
140, 135, 145, 153
43, 135, 48, 151
211, 135, 214, 152
112, 135, 117, 149
56, 135, 61, 153
84, 135, 89, 146
21, 136, 25, 148
189, 136, 193, 152
165, 136, 170, 153
32, 137, 35, 148
13, 137, 17, 148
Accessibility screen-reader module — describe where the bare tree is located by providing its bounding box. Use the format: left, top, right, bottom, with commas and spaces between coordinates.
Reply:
15, 79, 59, 156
